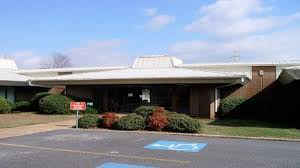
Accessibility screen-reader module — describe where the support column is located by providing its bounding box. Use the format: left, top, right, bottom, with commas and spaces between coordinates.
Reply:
190, 85, 216, 119
171, 88, 179, 112
103, 89, 108, 112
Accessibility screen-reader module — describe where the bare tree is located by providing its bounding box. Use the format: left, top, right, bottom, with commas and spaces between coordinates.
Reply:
40, 53, 72, 69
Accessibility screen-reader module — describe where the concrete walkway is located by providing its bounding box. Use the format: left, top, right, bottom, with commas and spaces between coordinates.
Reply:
0, 119, 75, 139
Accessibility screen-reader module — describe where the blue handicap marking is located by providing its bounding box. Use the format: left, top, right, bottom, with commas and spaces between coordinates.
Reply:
97, 162, 158, 168
144, 140, 207, 152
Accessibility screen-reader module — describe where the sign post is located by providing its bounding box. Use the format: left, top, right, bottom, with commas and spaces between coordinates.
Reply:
70, 102, 86, 129
76, 110, 79, 129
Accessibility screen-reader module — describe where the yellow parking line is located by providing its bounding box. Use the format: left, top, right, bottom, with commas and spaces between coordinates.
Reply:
0, 142, 190, 165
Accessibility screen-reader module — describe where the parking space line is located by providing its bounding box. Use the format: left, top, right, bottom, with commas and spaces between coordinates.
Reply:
0, 142, 190, 165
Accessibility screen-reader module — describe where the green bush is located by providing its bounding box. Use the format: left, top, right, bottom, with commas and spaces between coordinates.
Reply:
84, 107, 98, 114
165, 113, 201, 133
78, 114, 99, 128
0, 97, 12, 114
39, 94, 71, 114
219, 97, 246, 116
134, 106, 159, 118
15, 101, 31, 112
31, 92, 51, 110
7, 101, 16, 111
115, 113, 145, 130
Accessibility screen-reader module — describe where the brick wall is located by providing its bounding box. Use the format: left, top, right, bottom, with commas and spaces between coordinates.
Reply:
221, 66, 277, 99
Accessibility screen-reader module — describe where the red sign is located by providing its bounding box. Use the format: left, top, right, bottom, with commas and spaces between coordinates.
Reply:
70, 102, 86, 111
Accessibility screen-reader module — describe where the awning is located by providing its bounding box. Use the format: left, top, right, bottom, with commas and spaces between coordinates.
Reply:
278, 66, 300, 85
31, 68, 249, 85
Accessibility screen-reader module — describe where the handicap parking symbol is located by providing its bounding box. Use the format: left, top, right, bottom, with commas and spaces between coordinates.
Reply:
144, 140, 207, 152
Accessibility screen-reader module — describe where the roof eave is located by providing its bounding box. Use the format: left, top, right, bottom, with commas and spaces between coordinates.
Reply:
31, 76, 248, 86
278, 69, 300, 85
0, 81, 29, 86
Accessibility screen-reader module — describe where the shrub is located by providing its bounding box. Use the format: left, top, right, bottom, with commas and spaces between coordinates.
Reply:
115, 113, 145, 130
219, 97, 246, 116
78, 114, 99, 128
31, 92, 51, 110
39, 94, 71, 114
0, 97, 12, 114
84, 107, 98, 114
15, 101, 31, 112
7, 101, 16, 111
147, 108, 168, 131
134, 106, 163, 118
100, 112, 119, 128
165, 113, 201, 133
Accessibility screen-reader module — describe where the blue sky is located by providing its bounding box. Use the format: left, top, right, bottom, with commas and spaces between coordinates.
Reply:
1, 0, 300, 68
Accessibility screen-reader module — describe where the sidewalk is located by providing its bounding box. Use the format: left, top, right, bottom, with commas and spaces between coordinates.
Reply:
0, 119, 75, 139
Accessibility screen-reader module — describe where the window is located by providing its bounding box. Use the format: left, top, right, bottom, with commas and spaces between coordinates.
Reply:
0, 87, 15, 102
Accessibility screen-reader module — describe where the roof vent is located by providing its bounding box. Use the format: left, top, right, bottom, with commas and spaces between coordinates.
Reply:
132, 55, 183, 69
0, 58, 18, 70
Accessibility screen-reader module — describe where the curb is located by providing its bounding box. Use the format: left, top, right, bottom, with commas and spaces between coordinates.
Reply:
73, 128, 300, 142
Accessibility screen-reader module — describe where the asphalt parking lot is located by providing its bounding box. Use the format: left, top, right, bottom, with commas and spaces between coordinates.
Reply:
0, 129, 299, 168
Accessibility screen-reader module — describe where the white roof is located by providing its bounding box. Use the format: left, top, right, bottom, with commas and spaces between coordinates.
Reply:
29, 56, 250, 85
17, 66, 127, 74
0, 59, 18, 70
132, 55, 183, 69
283, 66, 300, 70
31, 67, 247, 85
0, 70, 29, 86
278, 66, 300, 85
177, 61, 300, 67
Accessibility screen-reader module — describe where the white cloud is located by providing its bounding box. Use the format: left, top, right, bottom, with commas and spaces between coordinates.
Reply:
11, 40, 133, 69
144, 8, 158, 16
146, 15, 175, 31
169, 28, 300, 62
142, 8, 175, 31
65, 39, 133, 67
184, 0, 300, 37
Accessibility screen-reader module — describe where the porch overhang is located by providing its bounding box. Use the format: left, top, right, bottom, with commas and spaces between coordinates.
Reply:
278, 67, 300, 85
0, 81, 29, 86
30, 68, 249, 86
31, 77, 248, 86
0, 70, 29, 86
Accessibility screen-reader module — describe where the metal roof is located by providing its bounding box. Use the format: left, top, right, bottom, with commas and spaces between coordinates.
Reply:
31, 67, 248, 85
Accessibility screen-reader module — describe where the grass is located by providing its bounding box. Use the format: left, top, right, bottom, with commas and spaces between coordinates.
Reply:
198, 119, 300, 139
0, 112, 74, 129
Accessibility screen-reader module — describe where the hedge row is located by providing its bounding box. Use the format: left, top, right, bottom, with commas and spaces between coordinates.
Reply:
0, 91, 100, 114
78, 106, 202, 133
